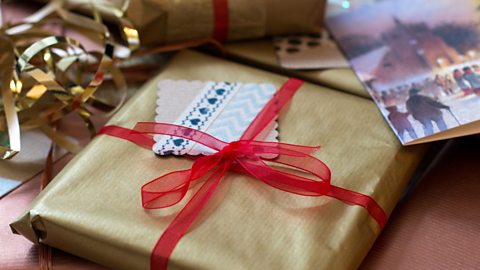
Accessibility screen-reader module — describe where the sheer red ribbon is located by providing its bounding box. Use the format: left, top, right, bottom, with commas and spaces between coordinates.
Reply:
212, 0, 229, 42
98, 78, 387, 270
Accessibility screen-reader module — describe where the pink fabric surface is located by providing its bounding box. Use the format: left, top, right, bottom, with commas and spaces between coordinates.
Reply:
360, 135, 480, 270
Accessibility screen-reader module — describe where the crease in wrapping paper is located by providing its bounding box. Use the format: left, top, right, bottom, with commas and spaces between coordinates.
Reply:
62, 0, 324, 45
12, 50, 428, 270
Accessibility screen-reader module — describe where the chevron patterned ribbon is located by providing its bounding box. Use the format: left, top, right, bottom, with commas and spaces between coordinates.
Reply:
98, 78, 388, 270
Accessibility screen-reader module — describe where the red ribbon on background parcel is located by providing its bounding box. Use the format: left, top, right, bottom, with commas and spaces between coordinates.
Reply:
133, 0, 228, 58
212, 0, 229, 42
99, 78, 387, 270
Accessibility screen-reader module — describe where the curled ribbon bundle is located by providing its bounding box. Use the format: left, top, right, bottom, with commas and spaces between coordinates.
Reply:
100, 78, 388, 270
0, 2, 140, 268
0, 0, 140, 160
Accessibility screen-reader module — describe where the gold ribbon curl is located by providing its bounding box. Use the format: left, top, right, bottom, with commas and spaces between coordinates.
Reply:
0, 0, 140, 159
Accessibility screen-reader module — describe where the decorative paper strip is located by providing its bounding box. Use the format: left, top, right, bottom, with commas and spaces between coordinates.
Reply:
153, 80, 278, 155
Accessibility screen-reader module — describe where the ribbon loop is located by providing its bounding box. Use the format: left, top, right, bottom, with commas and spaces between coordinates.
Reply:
142, 155, 223, 209
142, 169, 193, 209
237, 157, 330, 196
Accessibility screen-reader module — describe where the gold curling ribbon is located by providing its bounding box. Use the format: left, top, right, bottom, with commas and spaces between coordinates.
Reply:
0, 1, 140, 268
0, 0, 140, 159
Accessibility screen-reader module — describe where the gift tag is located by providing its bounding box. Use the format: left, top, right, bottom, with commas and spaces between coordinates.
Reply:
274, 31, 350, 70
154, 80, 278, 155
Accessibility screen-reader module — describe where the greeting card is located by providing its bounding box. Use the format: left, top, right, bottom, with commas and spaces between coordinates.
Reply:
327, 0, 480, 144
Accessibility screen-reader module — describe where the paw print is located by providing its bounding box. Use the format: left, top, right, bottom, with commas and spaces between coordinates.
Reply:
276, 33, 324, 54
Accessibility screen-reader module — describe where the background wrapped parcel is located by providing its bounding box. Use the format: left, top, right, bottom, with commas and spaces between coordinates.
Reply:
12, 50, 427, 270
55, 0, 325, 45
224, 39, 368, 98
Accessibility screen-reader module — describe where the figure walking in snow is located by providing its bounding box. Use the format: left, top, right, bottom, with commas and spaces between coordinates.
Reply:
406, 88, 450, 136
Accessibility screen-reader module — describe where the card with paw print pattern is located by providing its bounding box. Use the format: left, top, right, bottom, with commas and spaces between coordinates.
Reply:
274, 31, 349, 70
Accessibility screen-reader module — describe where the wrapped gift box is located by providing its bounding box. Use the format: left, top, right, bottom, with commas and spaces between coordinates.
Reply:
12, 50, 428, 270
54, 0, 325, 46
224, 39, 368, 98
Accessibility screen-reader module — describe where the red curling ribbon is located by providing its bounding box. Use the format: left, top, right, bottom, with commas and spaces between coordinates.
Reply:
212, 0, 229, 42
98, 78, 388, 270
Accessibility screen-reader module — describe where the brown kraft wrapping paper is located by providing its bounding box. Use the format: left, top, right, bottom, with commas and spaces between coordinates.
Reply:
54, 0, 326, 46
12, 50, 427, 270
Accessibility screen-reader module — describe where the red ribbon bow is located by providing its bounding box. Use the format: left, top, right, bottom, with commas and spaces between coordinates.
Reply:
99, 78, 387, 270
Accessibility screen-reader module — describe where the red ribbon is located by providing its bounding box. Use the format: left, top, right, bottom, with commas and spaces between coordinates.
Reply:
98, 78, 387, 270
212, 0, 229, 42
